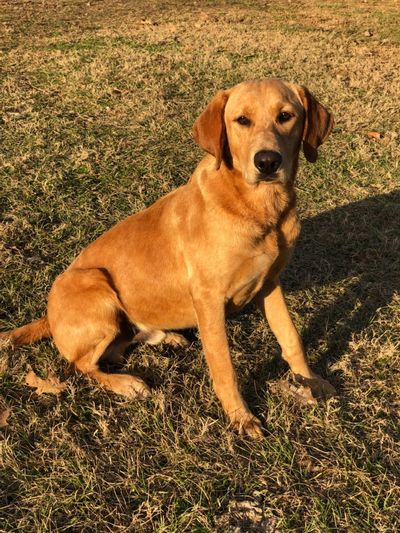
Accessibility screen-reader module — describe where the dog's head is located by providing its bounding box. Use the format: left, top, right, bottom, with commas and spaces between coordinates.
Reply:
192, 79, 334, 185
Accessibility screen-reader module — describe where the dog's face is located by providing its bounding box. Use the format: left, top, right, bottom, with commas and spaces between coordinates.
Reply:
193, 79, 334, 186
224, 80, 306, 185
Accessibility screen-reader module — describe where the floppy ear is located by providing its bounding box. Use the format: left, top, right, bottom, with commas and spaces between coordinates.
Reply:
296, 86, 334, 163
192, 89, 230, 169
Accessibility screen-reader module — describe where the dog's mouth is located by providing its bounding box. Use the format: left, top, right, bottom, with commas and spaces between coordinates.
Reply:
256, 171, 280, 183
245, 169, 283, 186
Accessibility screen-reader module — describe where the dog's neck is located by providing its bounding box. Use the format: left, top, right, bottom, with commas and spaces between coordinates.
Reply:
194, 156, 296, 230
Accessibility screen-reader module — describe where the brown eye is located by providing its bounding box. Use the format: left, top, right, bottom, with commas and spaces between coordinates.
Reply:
236, 115, 251, 126
277, 111, 293, 123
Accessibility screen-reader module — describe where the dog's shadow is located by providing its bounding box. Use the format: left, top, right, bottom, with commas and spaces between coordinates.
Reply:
280, 189, 399, 372
233, 189, 399, 399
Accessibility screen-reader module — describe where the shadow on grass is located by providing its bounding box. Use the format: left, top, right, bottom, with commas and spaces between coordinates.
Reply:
283, 189, 400, 368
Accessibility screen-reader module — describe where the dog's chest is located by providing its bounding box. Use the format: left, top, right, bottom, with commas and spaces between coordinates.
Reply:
226, 210, 300, 311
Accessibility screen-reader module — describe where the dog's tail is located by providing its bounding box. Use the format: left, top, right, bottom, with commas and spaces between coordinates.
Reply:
0, 316, 51, 347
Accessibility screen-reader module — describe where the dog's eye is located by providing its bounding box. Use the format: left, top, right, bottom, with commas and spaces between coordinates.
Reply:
277, 111, 293, 123
236, 115, 251, 126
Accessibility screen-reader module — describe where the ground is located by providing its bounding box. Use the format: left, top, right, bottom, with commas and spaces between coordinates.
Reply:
0, 0, 399, 531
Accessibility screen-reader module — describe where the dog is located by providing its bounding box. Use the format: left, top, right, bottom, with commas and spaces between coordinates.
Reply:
1, 79, 335, 438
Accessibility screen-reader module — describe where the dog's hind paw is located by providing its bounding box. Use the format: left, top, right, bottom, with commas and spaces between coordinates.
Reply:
163, 332, 190, 348
105, 374, 151, 399
133, 329, 189, 348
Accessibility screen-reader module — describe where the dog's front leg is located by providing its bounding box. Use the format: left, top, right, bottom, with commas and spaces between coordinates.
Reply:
256, 279, 336, 398
193, 294, 263, 438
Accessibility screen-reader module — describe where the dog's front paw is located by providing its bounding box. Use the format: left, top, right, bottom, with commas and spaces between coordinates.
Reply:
294, 373, 336, 400
230, 410, 264, 439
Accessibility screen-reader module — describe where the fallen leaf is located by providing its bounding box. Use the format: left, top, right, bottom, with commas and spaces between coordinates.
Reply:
367, 131, 381, 140
25, 369, 67, 395
195, 11, 217, 27
0, 408, 11, 428
270, 379, 318, 405
198, 11, 210, 21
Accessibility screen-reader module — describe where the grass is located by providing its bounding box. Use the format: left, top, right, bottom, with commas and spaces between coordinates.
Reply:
1, 0, 399, 530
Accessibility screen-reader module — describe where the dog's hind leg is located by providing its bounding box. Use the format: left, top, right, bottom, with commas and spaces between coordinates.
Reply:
48, 268, 150, 398
74, 335, 150, 398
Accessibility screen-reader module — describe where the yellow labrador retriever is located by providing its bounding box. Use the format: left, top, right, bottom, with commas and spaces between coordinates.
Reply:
1, 79, 335, 438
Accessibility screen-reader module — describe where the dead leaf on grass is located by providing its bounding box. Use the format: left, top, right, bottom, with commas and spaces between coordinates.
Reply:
25, 369, 67, 395
198, 11, 210, 21
0, 407, 11, 428
367, 131, 381, 140
270, 379, 318, 406
195, 11, 218, 27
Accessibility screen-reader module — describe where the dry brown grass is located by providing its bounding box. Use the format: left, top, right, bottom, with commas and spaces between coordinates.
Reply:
1, 1, 399, 530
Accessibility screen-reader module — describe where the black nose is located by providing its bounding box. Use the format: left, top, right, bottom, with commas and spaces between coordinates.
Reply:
254, 150, 282, 176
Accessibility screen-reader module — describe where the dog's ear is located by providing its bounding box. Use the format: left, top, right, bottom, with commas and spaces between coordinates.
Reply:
296, 86, 334, 163
192, 90, 230, 169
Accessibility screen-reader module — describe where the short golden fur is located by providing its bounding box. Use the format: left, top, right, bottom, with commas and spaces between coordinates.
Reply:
1, 79, 335, 438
